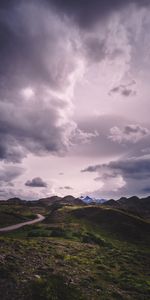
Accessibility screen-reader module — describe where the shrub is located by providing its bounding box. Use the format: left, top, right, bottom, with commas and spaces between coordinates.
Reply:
28, 275, 85, 300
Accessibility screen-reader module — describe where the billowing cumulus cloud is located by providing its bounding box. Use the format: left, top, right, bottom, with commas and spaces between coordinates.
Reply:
25, 177, 47, 188
82, 156, 150, 197
109, 124, 149, 144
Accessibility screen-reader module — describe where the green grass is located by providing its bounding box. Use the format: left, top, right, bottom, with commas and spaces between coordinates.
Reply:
0, 205, 35, 227
0, 203, 150, 300
27, 274, 85, 300
0, 204, 48, 228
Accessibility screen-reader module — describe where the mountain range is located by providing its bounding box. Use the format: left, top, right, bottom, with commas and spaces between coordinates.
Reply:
104, 195, 150, 220
0, 194, 150, 220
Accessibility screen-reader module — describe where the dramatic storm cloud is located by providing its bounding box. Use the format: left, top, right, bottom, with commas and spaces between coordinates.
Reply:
0, 0, 92, 163
50, 0, 150, 28
82, 157, 150, 180
81, 156, 150, 198
0, 0, 150, 199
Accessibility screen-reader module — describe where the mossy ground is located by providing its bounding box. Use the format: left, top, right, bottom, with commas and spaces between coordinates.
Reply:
0, 204, 150, 300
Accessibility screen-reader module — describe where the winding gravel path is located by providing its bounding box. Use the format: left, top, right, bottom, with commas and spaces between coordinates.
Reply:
0, 214, 45, 232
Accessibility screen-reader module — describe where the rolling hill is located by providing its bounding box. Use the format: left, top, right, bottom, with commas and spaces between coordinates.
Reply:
0, 197, 150, 300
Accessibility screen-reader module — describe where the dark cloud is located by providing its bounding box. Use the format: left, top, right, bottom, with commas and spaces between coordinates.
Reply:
142, 187, 150, 193
84, 37, 106, 62
0, 96, 75, 162
25, 177, 47, 188
59, 186, 73, 190
0, 143, 26, 163
122, 89, 136, 97
49, 0, 150, 28
81, 165, 100, 173
82, 157, 150, 180
109, 81, 136, 97
82, 156, 150, 197
0, 0, 16, 9
110, 158, 150, 180
0, 0, 93, 163
0, 1, 147, 164
59, 172, 64, 176
0, 166, 24, 184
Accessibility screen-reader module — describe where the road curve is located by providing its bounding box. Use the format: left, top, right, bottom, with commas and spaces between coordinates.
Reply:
0, 214, 45, 232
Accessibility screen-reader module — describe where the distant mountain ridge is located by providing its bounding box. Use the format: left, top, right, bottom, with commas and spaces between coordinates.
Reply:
80, 195, 107, 204
0, 195, 85, 206
0, 195, 150, 220
0, 194, 107, 206
104, 196, 150, 220
38, 195, 84, 206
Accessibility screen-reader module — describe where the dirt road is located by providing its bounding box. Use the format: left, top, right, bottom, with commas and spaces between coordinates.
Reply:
0, 214, 45, 232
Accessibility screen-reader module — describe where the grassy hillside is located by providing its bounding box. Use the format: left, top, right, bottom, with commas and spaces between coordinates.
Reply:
71, 206, 150, 243
0, 205, 35, 228
0, 204, 47, 228
0, 203, 150, 300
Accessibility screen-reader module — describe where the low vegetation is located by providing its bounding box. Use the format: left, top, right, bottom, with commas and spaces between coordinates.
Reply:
0, 205, 37, 228
0, 201, 150, 299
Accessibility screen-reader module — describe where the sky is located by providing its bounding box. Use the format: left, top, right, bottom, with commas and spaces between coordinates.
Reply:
0, 0, 150, 200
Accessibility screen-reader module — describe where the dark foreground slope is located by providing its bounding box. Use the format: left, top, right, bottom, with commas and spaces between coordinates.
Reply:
0, 203, 150, 300
71, 206, 150, 243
